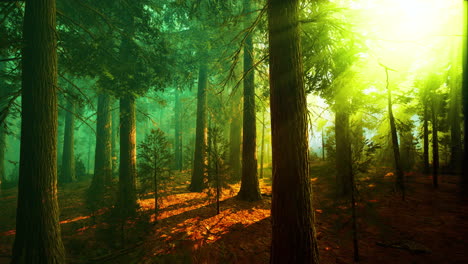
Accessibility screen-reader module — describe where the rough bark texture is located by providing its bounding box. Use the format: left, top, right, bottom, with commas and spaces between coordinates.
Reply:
423, 105, 430, 174
335, 106, 352, 197
60, 98, 75, 183
238, 0, 261, 201
190, 63, 208, 192
229, 87, 242, 181
12, 0, 66, 262
174, 89, 183, 171
268, 0, 320, 263
90, 93, 112, 193
119, 96, 138, 215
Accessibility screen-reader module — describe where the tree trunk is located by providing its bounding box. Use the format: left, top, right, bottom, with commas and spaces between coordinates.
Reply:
260, 110, 266, 179
112, 102, 119, 176
321, 128, 325, 161
190, 63, 208, 192
335, 107, 352, 197
449, 81, 462, 174
238, 0, 261, 201
0, 86, 7, 195
119, 96, 138, 216
90, 93, 112, 193
229, 87, 242, 181
432, 103, 439, 188
174, 88, 183, 171
12, 0, 66, 262
60, 98, 75, 183
423, 105, 430, 174
463, 0, 468, 196
385, 68, 405, 198
268, 1, 320, 263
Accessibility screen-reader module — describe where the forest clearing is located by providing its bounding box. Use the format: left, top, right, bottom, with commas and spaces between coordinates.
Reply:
1, 166, 467, 263
1, 0, 468, 263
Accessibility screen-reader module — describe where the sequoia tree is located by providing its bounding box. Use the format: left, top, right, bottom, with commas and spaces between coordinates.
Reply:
190, 63, 208, 192
238, 0, 261, 201
12, 0, 66, 262
268, 0, 320, 263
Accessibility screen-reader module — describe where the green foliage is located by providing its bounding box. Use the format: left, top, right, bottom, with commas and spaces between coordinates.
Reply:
138, 128, 172, 195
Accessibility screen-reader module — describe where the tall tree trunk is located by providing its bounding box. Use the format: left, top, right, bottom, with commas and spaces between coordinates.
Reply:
335, 106, 352, 197
60, 98, 75, 183
385, 68, 405, 198
260, 110, 266, 179
238, 0, 261, 201
174, 88, 183, 171
463, 0, 468, 196
90, 93, 112, 193
112, 102, 119, 176
449, 79, 462, 174
423, 105, 430, 174
12, 0, 66, 262
119, 96, 138, 215
268, 1, 319, 263
190, 63, 208, 192
432, 102, 439, 188
229, 87, 242, 181
0, 86, 7, 195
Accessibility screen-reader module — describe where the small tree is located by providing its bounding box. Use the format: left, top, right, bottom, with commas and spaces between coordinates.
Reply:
139, 129, 172, 221
206, 126, 231, 214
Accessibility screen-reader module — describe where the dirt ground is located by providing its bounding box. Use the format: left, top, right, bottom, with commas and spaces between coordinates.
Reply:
1, 164, 468, 264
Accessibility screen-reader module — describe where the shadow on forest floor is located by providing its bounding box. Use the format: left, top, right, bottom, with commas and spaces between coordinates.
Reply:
1, 166, 468, 264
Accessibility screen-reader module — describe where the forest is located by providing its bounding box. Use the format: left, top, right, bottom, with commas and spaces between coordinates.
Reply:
0, 0, 467, 263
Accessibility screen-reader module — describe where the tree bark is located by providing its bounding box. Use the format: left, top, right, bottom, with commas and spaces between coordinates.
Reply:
12, 0, 66, 262
423, 105, 430, 174
0, 86, 7, 195
268, 1, 320, 263
335, 106, 352, 197
112, 102, 119, 176
174, 88, 183, 171
190, 63, 208, 192
60, 98, 75, 183
238, 0, 261, 201
449, 79, 462, 174
90, 93, 112, 193
463, 0, 468, 196
119, 96, 138, 215
432, 102, 439, 188
385, 68, 405, 198
229, 87, 242, 181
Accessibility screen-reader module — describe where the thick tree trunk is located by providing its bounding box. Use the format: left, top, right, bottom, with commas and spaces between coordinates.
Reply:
238, 0, 261, 201
190, 63, 208, 192
174, 88, 183, 171
60, 98, 75, 183
12, 0, 66, 262
463, 0, 468, 196
335, 107, 352, 197
229, 87, 242, 181
432, 104, 439, 188
385, 69, 405, 198
90, 93, 112, 193
449, 81, 462, 174
119, 96, 138, 215
423, 105, 430, 174
268, 1, 320, 263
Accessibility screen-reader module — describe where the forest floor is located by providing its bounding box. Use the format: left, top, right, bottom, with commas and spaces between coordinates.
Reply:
1, 163, 468, 264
